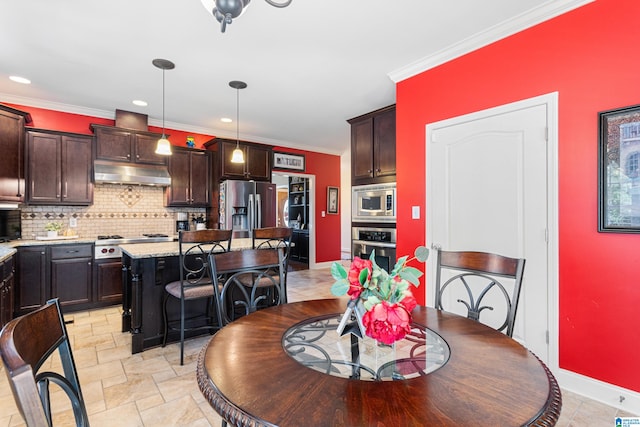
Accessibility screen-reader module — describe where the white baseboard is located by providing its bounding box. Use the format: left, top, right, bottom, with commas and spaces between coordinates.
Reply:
558, 368, 640, 414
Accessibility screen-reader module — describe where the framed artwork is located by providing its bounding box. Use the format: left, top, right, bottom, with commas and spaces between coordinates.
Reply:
327, 186, 339, 214
598, 104, 640, 233
273, 151, 305, 171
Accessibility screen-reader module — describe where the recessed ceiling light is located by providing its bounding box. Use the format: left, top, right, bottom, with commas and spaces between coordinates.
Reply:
132, 100, 148, 107
9, 76, 30, 84
221, 117, 232, 123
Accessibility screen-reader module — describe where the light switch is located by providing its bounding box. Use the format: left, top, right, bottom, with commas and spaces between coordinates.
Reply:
69, 217, 78, 227
321, 211, 326, 217
412, 206, 420, 219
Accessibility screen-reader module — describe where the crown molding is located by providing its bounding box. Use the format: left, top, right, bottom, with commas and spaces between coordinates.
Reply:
0, 93, 347, 156
388, 0, 595, 83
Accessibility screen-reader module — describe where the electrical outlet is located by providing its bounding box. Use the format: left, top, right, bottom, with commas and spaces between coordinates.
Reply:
69, 217, 77, 227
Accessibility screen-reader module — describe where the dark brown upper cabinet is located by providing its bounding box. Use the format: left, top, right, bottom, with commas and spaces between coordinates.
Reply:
91, 124, 167, 165
0, 104, 31, 203
166, 146, 211, 207
26, 129, 93, 205
207, 138, 272, 182
348, 105, 396, 185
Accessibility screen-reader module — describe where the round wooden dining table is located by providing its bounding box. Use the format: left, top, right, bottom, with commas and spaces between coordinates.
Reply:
197, 298, 561, 426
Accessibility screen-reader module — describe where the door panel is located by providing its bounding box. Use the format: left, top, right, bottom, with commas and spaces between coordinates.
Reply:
427, 102, 549, 362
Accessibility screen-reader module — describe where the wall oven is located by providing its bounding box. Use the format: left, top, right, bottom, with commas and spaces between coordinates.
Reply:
352, 226, 396, 273
352, 183, 396, 223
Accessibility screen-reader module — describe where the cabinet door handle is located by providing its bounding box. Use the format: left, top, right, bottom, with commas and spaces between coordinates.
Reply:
63, 182, 68, 198
66, 250, 80, 254
127, 154, 131, 159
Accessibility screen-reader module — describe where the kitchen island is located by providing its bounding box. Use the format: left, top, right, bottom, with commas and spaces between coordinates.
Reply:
120, 238, 254, 354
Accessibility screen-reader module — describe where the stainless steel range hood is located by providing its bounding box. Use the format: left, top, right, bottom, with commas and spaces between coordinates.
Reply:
94, 160, 171, 186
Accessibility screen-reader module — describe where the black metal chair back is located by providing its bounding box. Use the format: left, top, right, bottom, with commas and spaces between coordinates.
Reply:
162, 229, 232, 365
209, 248, 286, 326
0, 298, 90, 426
252, 227, 292, 301
434, 250, 526, 337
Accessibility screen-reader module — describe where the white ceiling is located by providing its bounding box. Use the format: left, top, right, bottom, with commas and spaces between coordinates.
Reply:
0, 0, 589, 155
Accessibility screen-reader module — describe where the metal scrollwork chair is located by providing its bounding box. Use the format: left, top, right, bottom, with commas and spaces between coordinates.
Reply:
434, 250, 526, 337
250, 227, 293, 303
209, 248, 286, 327
162, 229, 232, 365
0, 298, 90, 427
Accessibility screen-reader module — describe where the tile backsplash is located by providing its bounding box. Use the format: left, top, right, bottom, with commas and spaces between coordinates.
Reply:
20, 184, 206, 239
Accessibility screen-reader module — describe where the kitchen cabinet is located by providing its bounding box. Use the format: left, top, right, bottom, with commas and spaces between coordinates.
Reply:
16, 246, 47, 316
94, 259, 123, 305
16, 243, 93, 315
291, 230, 309, 263
0, 255, 15, 328
348, 105, 396, 185
0, 104, 30, 203
91, 124, 167, 165
166, 147, 211, 207
208, 138, 272, 181
50, 244, 93, 309
26, 129, 93, 205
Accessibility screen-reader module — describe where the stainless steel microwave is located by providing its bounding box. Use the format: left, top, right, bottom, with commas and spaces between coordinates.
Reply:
352, 183, 396, 222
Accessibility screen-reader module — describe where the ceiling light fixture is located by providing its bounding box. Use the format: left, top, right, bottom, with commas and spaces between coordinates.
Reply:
229, 80, 247, 164
9, 76, 31, 85
200, 0, 292, 33
152, 58, 175, 156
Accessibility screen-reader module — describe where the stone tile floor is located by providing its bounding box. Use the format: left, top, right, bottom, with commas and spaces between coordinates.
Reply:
0, 264, 636, 426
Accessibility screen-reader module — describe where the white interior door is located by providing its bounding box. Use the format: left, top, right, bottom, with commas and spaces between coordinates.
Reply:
426, 97, 551, 362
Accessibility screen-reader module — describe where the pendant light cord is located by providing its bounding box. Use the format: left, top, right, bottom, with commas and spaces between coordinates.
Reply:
236, 86, 240, 147
162, 69, 166, 136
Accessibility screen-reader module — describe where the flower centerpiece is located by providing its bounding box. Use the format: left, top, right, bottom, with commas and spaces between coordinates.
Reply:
331, 246, 429, 345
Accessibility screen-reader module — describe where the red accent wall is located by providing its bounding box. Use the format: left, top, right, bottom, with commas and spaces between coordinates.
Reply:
6, 104, 342, 264
396, 0, 640, 392
273, 147, 341, 263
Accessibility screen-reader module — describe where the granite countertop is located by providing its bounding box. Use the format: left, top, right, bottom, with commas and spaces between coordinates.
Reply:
120, 238, 255, 259
0, 245, 16, 262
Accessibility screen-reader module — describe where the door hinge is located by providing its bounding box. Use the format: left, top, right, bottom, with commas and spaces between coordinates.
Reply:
544, 228, 549, 243
545, 126, 549, 142
545, 330, 549, 344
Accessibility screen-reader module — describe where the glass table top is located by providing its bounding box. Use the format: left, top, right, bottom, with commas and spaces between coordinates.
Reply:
282, 313, 450, 381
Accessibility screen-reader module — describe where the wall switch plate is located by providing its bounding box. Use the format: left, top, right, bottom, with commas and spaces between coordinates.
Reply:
412, 206, 420, 219
69, 217, 77, 227
321, 211, 326, 217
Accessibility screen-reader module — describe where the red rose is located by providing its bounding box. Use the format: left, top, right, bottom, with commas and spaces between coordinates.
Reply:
399, 292, 417, 313
361, 301, 412, 345
347, 257, 372, 300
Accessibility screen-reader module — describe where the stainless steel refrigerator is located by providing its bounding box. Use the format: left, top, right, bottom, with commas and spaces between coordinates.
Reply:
219, 180, 276, 238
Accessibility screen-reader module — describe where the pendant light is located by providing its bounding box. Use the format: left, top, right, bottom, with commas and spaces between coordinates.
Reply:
230, 80, 247, 164
153, 58, 175, 156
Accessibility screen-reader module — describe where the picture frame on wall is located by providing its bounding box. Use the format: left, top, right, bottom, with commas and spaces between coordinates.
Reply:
327, 186, 339, 214
598, 103, 640, 233
273, 151, 305, 171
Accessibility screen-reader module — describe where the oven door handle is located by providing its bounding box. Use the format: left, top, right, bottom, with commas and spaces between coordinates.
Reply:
352, 240, 396, 249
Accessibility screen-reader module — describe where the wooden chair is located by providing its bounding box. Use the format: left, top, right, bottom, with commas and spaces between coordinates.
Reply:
209, 248, 286, 327
162, 229, 232, 365
0, 298, 89, 427
434, 250, 526, 337
251, 227, 293, 302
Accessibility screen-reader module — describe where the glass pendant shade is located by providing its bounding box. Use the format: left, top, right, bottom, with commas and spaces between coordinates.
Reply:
155, 135, 172, 155
231, 145, 245, 163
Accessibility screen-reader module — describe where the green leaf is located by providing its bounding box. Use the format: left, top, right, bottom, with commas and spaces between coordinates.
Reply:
414, 246, 430, 262
392, 255, 408, 274
330, 262, 347, 280
399, 267, 423, 286
331, 279, 349, 296
363, 295, 381, 311
358, 267, 370, 285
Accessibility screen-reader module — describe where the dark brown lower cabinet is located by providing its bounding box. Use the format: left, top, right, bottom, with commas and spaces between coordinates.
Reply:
16, 244, 94, 315
0, 255, 15, 328
95, 259, 123, 305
